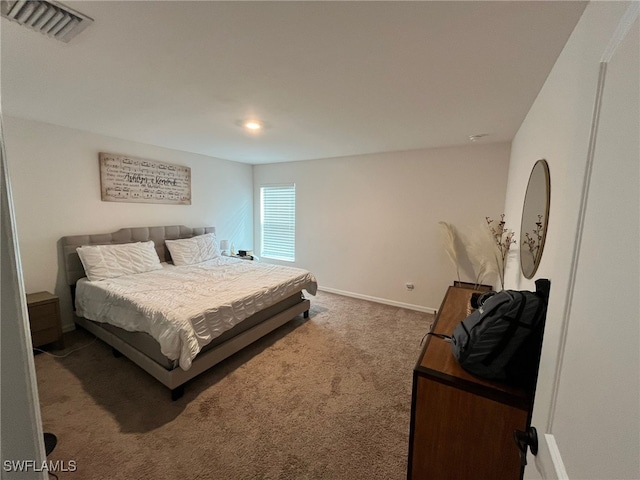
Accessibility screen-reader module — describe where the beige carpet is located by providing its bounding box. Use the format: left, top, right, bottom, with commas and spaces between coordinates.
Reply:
35, 291, 433, 480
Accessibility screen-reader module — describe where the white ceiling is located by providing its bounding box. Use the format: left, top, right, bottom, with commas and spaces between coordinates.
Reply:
1, 1, 586, 165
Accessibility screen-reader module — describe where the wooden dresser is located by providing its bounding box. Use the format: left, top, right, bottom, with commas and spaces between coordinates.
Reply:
27, 291, 64, 349
407, 285, 531, 480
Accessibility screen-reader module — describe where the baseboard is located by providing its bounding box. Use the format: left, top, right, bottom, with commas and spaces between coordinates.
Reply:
528, 434, 569, 480
62, 322, 77, 333
317, 286, 437, 314
545, 434, 569, 479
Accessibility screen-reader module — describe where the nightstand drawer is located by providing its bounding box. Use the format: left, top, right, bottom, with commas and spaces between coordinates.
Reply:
29, 303, 59, 331
32, 327, 61, 347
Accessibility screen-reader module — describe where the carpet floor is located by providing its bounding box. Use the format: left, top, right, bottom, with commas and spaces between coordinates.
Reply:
35, 291, 433, 480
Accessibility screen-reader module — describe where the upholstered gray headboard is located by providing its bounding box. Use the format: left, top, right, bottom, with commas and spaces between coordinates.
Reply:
61, 225, 215, 285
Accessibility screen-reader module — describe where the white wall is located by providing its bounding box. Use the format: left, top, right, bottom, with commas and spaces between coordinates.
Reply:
4, 116, 254, 330
503, 2, 639, 478
254, 143, 510, 312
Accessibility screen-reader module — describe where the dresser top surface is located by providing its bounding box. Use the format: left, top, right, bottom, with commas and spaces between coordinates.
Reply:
417, 285, 529, 404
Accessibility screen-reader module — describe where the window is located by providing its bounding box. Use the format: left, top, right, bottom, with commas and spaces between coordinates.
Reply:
260, 184, 296, 262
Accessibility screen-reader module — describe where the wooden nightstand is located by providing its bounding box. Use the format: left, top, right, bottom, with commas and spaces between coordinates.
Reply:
26, 291, 64, 349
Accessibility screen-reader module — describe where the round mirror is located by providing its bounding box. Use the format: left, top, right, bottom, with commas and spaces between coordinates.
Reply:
520, 159, 550, 278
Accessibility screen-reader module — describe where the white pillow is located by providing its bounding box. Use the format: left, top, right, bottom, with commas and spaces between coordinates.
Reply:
76, 241, 163, 282
165, 233, 220, 266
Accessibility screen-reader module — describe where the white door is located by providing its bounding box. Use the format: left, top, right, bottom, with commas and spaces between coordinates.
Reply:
527, 5, 639, 479
0, 118, 49, 476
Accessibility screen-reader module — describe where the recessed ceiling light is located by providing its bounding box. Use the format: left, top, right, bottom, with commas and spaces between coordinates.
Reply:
236, 119, 265, 132
245, 121, 262, 130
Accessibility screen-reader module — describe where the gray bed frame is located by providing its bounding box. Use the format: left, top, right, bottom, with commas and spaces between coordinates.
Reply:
61, 225, 310, 400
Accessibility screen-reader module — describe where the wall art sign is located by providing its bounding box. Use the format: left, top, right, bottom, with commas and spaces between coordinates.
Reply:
99, 152, 191, 205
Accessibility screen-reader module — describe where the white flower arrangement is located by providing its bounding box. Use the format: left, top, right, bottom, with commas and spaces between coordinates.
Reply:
438, 222, 461, 283
438, 214, 516, 291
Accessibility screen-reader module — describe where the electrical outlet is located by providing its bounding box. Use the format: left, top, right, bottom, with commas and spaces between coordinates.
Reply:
405, 283, 414, 291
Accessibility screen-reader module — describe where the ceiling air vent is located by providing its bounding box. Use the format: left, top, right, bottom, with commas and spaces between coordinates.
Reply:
1, 0, 93, 43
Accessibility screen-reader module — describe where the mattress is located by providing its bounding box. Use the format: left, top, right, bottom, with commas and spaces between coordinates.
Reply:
75, 256, 317, 370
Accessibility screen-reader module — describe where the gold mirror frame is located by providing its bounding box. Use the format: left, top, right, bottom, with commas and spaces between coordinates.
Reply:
520, 159, 550, 279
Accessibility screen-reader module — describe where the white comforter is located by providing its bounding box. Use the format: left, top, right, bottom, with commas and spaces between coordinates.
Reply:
75, 256, 317, 370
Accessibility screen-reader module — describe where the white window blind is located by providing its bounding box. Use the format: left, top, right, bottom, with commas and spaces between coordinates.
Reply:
260, 184, 296, 261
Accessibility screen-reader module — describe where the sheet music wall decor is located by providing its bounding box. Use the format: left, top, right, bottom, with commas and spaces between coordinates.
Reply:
99, 153, 191, 205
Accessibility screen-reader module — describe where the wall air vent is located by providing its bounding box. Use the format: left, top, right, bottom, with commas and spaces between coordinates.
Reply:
1, 0, 93, 43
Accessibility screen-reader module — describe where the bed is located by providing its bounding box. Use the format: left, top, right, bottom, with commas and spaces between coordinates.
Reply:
62, 225, 317, 400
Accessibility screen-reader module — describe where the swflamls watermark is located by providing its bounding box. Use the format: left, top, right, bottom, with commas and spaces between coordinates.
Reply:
3, 460, 77, 473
